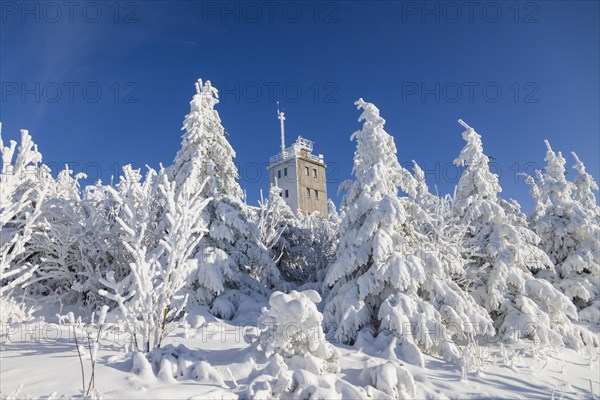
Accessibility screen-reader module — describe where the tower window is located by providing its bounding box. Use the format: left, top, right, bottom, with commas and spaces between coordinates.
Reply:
306, 188, 310, 198
313, 168, 317, 178
305, 166, 309, 175
314, 190, 319, 199
277, 170, 281, 179
284, 167, 288, 176
285, 189, 289, 198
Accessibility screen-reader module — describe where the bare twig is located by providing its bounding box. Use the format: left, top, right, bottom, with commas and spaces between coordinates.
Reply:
86, 323, 104, 396
73, 326, 85, 394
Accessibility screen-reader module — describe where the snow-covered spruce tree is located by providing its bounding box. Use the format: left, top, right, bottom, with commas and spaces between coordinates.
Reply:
99, 167, 211, 352
323, 101, 492, 366
453, 120, 586, 348
169, 79, 282, 316
172, 79, 242, 199
525, 141, 600, 323
0, 126, 49, 296
408, 162, 459, 256
408, 161, 489, 314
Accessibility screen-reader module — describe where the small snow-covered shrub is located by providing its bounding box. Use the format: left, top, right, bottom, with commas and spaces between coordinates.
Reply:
189, 360, 226, 387
359, 361, 416, 399
288, 369, 369, 400
251, 290, 347, 399
133, 344, 227, 387
210, 295, 237, 320
244, 353, 291, 399
130, 351, 156, 381
258, 290, 338, 374
0, 298, 29, 335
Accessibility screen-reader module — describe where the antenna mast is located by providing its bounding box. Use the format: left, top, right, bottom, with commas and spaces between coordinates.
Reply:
277, 102, 285, 157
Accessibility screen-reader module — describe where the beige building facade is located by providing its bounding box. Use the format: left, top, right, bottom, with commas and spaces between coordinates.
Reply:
268, 111, 328, 217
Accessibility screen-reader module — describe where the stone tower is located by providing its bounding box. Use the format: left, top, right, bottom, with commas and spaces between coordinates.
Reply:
268, 110, 328, 216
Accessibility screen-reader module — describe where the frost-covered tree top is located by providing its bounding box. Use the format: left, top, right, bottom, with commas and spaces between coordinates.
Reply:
1, 126, 49, 297
454, 120, 501, 205
529, 140, 598, 215
340, 99, 416, 206
411, 161, 429, 200
571, 151, 599, 211
540, 140, 572, 207
0, 127, 46, 205
172, 79, 243, 200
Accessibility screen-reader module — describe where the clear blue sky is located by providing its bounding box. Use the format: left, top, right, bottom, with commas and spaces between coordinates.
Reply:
1, 1, 598, 210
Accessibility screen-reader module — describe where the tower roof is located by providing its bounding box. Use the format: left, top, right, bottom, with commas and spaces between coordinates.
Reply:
269, 135, 324, 166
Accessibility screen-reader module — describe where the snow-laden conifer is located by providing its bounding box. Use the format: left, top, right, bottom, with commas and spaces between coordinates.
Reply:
324, 101, 492, 365
170, 80, 282, 315
454, 121, 586, 348
526, 141, 600, 323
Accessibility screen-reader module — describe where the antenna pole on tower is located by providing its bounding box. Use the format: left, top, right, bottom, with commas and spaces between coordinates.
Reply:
277, 102, 285, 157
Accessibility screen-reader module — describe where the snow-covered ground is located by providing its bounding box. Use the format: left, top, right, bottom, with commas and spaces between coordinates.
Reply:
2, 304, 598, 399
